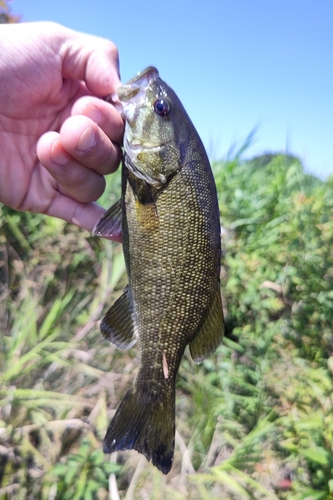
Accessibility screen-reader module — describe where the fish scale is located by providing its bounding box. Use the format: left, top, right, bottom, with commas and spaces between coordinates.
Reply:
93, 66, 224, 473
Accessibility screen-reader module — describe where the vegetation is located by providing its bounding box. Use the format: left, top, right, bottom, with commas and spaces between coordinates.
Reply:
1, 149, 333, 499
0, 1, 20, 23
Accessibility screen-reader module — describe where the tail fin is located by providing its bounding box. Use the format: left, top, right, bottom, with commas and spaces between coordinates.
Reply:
103, 384, 175, 474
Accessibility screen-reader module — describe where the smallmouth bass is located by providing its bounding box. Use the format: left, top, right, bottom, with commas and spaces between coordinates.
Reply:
94, 67, 224, 474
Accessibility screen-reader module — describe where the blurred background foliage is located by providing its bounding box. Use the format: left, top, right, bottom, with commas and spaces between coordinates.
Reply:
2, 149, 333, 499
0, 0, 20, 23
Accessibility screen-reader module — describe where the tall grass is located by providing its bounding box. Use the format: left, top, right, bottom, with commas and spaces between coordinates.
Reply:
1, 153, 333, 499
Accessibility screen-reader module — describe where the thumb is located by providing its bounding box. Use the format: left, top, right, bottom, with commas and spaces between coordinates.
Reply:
53, 24, 121, 96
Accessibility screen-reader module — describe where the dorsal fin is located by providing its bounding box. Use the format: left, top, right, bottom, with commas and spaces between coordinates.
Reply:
190, 286, 224, 363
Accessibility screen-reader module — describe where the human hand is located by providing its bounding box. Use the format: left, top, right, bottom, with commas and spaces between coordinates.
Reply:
0, 22, 124, 237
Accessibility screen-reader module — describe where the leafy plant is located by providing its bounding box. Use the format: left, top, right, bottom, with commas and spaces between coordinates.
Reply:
1, 150, 333, 499
52, 435, 120, 500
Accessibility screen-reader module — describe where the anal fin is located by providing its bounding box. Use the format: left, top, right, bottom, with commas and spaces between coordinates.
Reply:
101, 286, 137, 350
190, 286, 224, 363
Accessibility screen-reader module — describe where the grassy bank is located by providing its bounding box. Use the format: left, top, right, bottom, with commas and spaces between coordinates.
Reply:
1, 152, 333, 499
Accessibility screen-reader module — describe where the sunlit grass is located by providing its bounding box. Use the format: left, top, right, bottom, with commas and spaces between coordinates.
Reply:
1, 153, 333, 498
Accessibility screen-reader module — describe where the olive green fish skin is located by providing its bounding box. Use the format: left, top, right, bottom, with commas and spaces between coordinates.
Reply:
96, 67, 224, 474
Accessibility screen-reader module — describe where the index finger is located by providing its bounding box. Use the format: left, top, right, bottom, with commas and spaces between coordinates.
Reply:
54, 25, 121, 95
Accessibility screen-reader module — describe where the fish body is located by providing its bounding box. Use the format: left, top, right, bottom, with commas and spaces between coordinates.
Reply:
94, 67, 224, 474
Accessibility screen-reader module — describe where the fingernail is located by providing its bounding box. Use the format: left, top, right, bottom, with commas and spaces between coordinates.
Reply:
51, 141, 69, 165
76, 127, 96, 152
82, 104, 103, 124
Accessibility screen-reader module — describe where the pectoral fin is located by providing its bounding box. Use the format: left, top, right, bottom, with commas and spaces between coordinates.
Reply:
101, 286, 137, 350
190, 286, 224, 363
92, 200, 122, 238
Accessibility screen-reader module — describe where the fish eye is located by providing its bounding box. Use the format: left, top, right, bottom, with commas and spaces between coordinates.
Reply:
153, 99, 171, 118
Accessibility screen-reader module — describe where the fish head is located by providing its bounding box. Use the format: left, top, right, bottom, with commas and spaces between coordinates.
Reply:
114, 67, 192, 188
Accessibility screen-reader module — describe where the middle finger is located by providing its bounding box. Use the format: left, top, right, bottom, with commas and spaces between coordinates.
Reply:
60, 114, 122, 175
72, 95, 124, 144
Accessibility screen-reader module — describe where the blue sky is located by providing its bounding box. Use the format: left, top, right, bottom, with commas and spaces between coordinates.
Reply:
11, 0, 333, 177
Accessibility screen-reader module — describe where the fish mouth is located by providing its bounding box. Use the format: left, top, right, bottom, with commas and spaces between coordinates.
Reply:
118, 67, 159, 102
106, 67, 159, 118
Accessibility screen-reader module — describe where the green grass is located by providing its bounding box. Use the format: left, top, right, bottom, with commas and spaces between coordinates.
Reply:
1, 152, 333, 499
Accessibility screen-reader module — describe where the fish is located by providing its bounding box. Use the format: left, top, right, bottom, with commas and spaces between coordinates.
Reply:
93, 67, 224, 474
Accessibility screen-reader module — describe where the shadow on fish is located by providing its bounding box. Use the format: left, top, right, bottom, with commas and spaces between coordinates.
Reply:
93, 67, 224, 474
